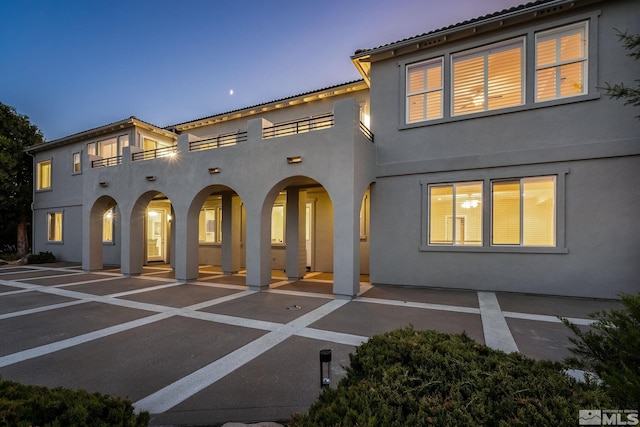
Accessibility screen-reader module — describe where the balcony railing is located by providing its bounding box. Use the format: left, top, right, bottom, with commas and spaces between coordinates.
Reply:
263, 113, 334, 139
132, 144, 177, 161
92, 156, 122, 168
360, 122, 374, 142
190, 131, 248, 151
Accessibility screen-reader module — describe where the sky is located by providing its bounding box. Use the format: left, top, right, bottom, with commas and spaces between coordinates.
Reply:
0, 0, 525, 141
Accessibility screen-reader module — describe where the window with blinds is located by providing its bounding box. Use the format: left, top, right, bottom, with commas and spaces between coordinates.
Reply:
48, 211, 63, 242
492, 176, 556, 246
429, 182, 483, 245
452, 38, 524, 116
406, 58, 443, 123
536, 21, 587, 102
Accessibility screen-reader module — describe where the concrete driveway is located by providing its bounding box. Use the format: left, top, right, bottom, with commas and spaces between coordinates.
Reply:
0, 264, 621, 425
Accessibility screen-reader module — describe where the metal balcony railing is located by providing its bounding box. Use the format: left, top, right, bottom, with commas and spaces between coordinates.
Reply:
132, 144, 177, 161
263, 113, 334, 139
189, 131, 248, 151
91, 156, 122, 168
360, 122, 374, 142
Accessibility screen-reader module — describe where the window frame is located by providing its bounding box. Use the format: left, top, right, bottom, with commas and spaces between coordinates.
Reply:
72, 152, 82, 174
36, 159, 52, 191
199, 207, 223, 244
400, 13, 598, 129
103, 207, 115, 244
420, 167, 568, 253
47, 211, 63, 243
427, 181, 483, 246
451, 37, 525, 117
534, 20, 588, 103
406, 57, 444, 124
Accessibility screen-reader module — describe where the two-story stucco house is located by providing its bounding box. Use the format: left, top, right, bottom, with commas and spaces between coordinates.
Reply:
26, 0, 639, 299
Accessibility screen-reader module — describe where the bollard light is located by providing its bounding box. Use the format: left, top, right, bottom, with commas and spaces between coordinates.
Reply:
320, 349, 332, 387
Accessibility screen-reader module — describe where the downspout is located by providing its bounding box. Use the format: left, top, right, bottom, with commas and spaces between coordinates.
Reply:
25, 149, 35, 256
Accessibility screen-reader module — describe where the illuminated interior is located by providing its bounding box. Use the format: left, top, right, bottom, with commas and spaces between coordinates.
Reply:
407, 59, 443, 122
429, 182, 482, 245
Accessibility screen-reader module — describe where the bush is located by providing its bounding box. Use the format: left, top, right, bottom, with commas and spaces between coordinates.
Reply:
290, 327, 612, 426
562, 292, 640, 409
0, 376, 149, 426
26, 251, 56, 264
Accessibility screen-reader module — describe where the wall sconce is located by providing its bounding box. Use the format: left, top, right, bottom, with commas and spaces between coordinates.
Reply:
167, 214, 172, 222
287, 156, 302, 164
320, 349, 332, 387
99, 182, 108, 187
208, 167, 221, 174
146, 176, 156, 181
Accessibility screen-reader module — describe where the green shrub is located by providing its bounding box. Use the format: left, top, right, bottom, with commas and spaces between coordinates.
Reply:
290, 327, 612, 426
562, 292, 640, 409
26, 251, 56, 264
0, 376, 149, 426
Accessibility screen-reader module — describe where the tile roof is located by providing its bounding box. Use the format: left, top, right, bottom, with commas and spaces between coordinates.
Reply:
352, 0, 569, 58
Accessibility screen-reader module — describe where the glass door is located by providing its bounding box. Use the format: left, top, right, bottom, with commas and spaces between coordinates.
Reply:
147, 209, 165, 262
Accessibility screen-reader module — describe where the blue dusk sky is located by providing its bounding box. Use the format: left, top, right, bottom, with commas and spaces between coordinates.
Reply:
0, 0, 524, 141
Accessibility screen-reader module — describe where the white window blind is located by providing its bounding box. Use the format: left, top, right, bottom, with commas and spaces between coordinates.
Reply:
452, 38, 524, 116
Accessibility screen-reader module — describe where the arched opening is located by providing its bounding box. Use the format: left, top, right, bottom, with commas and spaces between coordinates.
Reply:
188, 185, 245, 282
85, 195, 119, 271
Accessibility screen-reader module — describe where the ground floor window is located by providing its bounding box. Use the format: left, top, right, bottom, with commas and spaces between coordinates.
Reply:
199, 207, 222, 243
47, 211, 63, 242
421, 169, 566, 253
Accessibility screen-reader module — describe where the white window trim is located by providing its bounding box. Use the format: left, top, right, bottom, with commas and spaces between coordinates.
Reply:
451, 37, 525, 117
406, 57, 444, 124
534, 20, 589, 103
72, 152, 82, 175
199, 207, 223, 244
36, 158, 52, 191
47, 210, 63, 243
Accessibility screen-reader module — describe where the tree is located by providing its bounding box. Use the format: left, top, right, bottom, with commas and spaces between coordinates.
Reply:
604, 30, 640, 119
0, 102, 45, 256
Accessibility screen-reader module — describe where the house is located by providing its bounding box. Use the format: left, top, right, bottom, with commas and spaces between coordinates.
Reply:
26, 0, 639, 299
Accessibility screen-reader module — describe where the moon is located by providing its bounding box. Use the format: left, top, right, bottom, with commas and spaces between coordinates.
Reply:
229, 89, 234, 95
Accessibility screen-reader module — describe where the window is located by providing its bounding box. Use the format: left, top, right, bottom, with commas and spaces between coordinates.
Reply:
271, 205, 285, 244
452, 38, 524, 116
492, 176, 556, 246
118, 135, 129, 155
73, 152, 81, 173
199, 208, 222, 243
429, 182, 482, 245
406, 58, 443, 123
536, 22, 587, 102
87, 142, 96, 156
37, 160, 51, 190
103, 208, 114, 243
47, 212, 63, 242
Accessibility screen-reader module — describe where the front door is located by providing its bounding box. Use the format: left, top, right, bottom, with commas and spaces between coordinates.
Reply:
147, 209, 165, 262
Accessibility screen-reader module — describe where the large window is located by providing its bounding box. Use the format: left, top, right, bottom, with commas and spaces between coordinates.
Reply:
429, 182, 482, 245
535, 21, 588, 102
406, 58, 443, 123
37, 160, 51, 190
47, 211, 63, 242
452, 38, 524, 116
271, 205, 285, 244
492, 176, 556, 246
199, 207, 222, 243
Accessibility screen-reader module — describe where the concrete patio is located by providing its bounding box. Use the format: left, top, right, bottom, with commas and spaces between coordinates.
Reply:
0, 263, 621, 425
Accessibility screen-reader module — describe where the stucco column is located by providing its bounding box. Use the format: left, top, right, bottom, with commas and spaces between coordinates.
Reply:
82, 204, 103, 271
120, 204, 144, 276
173, 206, 199, 282
221, 192, 241, 274
285, 188, 307, 280
244, 202, 272, 291
332, 197, 361, 299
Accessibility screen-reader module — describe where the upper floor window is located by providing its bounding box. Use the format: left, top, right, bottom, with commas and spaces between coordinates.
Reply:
37, 160, 51, 190
48, 211, 63, 242
535, 21, 588, 102
452, 38, 524, 116
406, 58, 443, 123
73, 152, 81, 173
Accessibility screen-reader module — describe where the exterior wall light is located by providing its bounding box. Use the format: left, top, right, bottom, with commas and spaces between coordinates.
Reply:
99, 182, 108, 187
287, 156, 302, 164
320, 349, 332, 387
208, 167, 221, 174
146, 176, 156, 181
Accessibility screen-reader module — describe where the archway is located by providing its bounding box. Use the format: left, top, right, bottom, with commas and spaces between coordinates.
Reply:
84, 195, 118, 271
